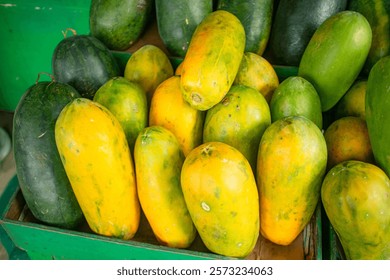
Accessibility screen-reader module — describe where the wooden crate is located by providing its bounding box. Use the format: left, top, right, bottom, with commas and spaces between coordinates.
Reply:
0, 175, 322, 260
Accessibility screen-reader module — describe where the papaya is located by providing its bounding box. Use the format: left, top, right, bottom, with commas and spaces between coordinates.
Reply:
366, 55, 390, 178
149, 76, 204, 156
93, 76, 148, 153
124, 45, 174, 106
134, 126, 197, 248
180, 10, 245, 111
55, 98, 140, 240
324, 116, 374, 170
298, 11, 372, 111
321, 160, 390, 260
181, 142, 259, 257
270, 76, 323, 130
348, 0, 390, 75
203, 84, 271, 172
335, 80, 367, 120
233, 52, 279, 103
257, 116, 327, 245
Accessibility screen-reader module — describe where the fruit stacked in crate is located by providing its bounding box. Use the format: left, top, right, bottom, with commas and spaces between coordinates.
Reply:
12, 0, 390, 259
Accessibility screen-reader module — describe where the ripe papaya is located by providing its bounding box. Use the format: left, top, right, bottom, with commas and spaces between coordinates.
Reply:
322, 160, 390, 260
217, 0, 273, 56
257, 116, 327, 245
181, 142, 259, 257
180, 10, 245, 111
233, 52, 279, 103
124, 45, 174, 106
134, 126, 197, 248
55, 98, 140, 240
149, 76, 204, 156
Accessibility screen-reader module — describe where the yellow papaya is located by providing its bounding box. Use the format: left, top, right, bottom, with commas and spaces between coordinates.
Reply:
55, 98, 140, 240
134, 126, 197, 248
181, 142, 259, 257
149, 76, 204, 156
124, 44, 174, 105
180, 10, 245, 111
257, 116, 327, 245
322, 160, 390, 259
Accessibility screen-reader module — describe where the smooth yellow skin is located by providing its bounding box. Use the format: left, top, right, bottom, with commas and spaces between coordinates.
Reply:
234, 52, 279, 103
124, 44, 173, 105
55, 98, 140, 240
180, 10, 246, 111
181, 142, 259, 257
149, 76, 204, 156
257, 116, 327, 245
134, 126, 196, 248
175, 62, 183, 76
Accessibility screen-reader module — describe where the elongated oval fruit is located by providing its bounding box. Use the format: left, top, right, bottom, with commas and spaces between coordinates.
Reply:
93, 76, 148, 153
348, 0, 390, 75
134, 126, 197, 248
203, 84, 271, 172
13, 81, 83, 229
149, 76, 204, 156
124, 44, 173, 105
90, 0, 153, 51
298, 11, 372, 111
155, 0, 213, 57
270, 76, 323, 130
322, 160, 390, 259
257, 116, 327, 245
180, 10, 246, 111
217, 0, 273, 56
366, 55, 390, 178
181, 142, 259, 257
268, 0, 347, 66
55, 98, 140, 239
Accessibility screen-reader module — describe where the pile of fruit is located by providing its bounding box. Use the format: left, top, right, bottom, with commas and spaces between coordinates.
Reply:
11, 0, 390, 259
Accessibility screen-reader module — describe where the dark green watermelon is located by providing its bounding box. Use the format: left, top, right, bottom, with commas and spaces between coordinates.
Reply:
13, 81, 84, 229
52, 33, 120, 99
90, 0, 154, 51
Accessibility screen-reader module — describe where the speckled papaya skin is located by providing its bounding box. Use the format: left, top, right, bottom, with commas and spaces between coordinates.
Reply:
55, 98, 140, 240
321, 160, 390, 260
181, 142, 259, 257
134, 126, 197, 248
180, 10, 245, 111
257, 116, 327, 245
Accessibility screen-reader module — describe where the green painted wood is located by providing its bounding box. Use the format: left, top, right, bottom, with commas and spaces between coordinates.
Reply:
0, 0, 90, 112
1, 175, 321, 260
2, 220, 227, 260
